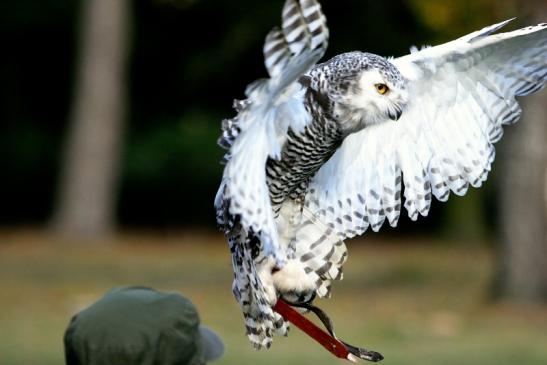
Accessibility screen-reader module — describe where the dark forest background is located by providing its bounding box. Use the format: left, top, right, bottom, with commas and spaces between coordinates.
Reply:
0, 0, 516, 229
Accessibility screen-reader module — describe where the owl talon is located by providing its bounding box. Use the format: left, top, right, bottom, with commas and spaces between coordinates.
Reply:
342, 341, 384, 362
283, 291, 316, 306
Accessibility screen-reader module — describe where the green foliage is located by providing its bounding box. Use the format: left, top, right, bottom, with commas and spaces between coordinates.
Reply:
124, 111, 222, 183
407, 0, 520, 42
119, 110, 224, 226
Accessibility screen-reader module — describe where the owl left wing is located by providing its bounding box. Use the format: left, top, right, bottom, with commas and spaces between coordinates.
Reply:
216, 0, 329, 256
304, 20, 547, 239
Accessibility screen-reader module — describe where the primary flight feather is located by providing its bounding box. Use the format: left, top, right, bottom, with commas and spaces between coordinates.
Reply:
215, 0, 547, 351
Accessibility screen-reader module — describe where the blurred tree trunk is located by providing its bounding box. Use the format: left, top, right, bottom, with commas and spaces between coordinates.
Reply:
52, 0, 131, 238
495, 0, 547, 302
497, 93, 547, 302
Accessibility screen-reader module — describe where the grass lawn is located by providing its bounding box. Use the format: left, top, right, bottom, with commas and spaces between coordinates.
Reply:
1, 230, 546, 365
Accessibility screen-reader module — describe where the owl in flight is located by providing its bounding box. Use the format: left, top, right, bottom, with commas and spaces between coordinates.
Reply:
215, 0, 546, 360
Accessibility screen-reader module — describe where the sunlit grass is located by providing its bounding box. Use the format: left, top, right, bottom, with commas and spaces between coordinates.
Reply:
1, 230, 546, 365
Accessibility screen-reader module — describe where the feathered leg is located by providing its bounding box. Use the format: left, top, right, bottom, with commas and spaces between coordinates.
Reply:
230, 231, 290, 348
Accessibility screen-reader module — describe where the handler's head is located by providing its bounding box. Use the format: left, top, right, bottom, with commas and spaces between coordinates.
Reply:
64, 286, 224, 365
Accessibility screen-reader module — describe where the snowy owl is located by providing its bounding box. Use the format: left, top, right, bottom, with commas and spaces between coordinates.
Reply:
215, 0, 546, 360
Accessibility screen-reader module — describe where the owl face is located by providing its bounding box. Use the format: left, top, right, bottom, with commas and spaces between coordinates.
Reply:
324, 53, 408, 136
352, 67, 408, 123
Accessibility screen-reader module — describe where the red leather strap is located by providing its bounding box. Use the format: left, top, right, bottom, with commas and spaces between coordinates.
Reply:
273, 299, 350, 360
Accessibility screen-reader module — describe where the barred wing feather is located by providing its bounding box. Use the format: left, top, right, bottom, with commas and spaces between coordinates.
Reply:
305, 20, 547, 240
216, 0, 329, 256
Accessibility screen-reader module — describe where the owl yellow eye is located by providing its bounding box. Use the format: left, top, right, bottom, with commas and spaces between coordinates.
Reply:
375, 83, 389, 95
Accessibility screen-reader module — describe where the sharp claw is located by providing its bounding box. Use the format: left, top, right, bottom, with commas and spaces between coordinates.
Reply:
367, 351, 384, 362
342, 340, 384, 362
281, 291, 316, 306
350, 346, 384, 362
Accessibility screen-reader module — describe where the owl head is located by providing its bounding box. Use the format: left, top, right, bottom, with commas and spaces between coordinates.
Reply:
313, 52, 409, 136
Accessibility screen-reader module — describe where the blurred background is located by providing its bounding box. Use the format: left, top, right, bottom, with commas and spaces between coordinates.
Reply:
1, 0, 546, 364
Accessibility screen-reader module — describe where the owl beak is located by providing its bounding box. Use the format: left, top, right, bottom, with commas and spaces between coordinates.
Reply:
389, 107, 403, 121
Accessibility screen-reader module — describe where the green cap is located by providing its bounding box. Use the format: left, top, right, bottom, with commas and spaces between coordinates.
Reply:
64, 287, 224, 365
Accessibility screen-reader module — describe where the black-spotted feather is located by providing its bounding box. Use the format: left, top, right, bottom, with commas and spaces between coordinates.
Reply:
305, 21, 547, 240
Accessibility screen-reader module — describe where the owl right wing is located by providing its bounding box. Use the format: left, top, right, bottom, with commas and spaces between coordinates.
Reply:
215, 0, 329, 258
304, 19, 547, 240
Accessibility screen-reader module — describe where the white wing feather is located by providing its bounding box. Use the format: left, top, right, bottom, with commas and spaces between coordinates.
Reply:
305, 20, 547, 239
216, 0, 329, 256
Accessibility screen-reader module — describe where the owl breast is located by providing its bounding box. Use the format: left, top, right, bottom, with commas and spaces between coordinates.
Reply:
266, 112, 342, 214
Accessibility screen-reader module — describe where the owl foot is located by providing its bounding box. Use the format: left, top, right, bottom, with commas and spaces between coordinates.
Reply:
272, 259, 316, 303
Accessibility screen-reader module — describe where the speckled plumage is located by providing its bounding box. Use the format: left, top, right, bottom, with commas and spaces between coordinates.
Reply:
215, 0, 547, 351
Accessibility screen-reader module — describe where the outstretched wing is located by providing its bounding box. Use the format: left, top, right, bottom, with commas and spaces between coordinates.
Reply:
305, 20, 547, 239
216, 0, 329, 256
